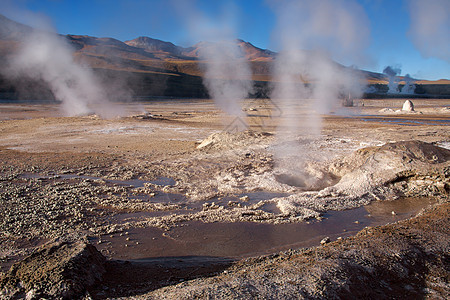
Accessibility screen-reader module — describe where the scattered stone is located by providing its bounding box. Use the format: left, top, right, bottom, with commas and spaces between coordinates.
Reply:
402, 100, 415, 112
320, 237, 331, 245
240, 196, 249, 202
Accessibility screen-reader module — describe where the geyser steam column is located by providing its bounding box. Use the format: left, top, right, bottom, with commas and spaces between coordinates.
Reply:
198, 39, 252, 127
270, 0, 370, 126
383, 66, 401, 94
8, 23, 122, 118
174, 1, 252, 130
269, 0, 370, 187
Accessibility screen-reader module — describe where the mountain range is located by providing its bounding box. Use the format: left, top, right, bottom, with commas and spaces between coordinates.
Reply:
0, 14, 448, 100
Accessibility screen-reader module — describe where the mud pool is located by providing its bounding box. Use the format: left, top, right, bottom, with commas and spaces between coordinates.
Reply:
93, 197, 438, 260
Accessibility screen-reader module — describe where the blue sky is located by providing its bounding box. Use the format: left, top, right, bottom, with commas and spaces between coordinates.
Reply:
1, 0, 449, 80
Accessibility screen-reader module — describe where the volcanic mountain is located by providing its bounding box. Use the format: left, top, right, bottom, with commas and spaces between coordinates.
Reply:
0, 14, 448, 100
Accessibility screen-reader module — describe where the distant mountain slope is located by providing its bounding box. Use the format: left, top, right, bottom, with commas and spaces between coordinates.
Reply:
0, 14, 32, 40
0, 13, 373, 79
0, 14, 448, 100
66, 34, 161, 71
124, 36, 276, 62
236, 39, 276, 61
125, 36, 193, 60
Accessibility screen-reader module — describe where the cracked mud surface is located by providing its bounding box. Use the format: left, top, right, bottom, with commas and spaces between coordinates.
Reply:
0, 99, 449, 298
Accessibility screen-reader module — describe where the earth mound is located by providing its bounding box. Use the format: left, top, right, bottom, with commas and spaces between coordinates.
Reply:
325, 140, 449, 198
274, 140, 450, 215
0, 240, 106, 299
196, 130, 273, 150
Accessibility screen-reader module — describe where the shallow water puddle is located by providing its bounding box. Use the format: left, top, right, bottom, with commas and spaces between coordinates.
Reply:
360, 117, 450, 126
95, 197, 437, 260
16, 173, 439, 260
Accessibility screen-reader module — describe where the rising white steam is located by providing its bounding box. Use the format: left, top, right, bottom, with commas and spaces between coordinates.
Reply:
198, 40, 252, 117
268, 0, 370, 187
171, 0, 252, 119
383, 65, 401, 94
6, 22, 122, 118
269, 0, 370, 122
382, 66, 416, 95
407, 0, 450, 62
401, 74, 416, 94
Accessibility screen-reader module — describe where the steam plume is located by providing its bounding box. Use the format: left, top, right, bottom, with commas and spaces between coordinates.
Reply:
172, 0, 252, 120
3, 15, 122, 118
401, 74, 416, 94
270, 0, 369, 120
407, 0, 450, 62
268, 0, 370, 187
383, 65, 401, 94
198, 40, 252, 117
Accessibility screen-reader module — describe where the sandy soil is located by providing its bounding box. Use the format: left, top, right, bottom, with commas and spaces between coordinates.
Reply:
0, 98, 449, 298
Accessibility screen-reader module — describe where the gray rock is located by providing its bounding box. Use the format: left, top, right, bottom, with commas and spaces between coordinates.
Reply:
320, 237, 331, 245
402, 100, 414, 112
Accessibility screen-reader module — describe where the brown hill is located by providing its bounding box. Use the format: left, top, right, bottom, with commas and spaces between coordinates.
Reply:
0, 14, 448, 100
0, 14, 32, 40
237, 39, 276, 61
125, 36, 194, 60
125, 36, 276, 62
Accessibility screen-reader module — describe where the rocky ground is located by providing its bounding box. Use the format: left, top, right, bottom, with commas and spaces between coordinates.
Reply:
0, 99, 449, 299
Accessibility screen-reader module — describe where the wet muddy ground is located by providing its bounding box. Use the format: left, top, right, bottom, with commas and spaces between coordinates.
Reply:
0, 98, 449, 298
91, 197, 438, 261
